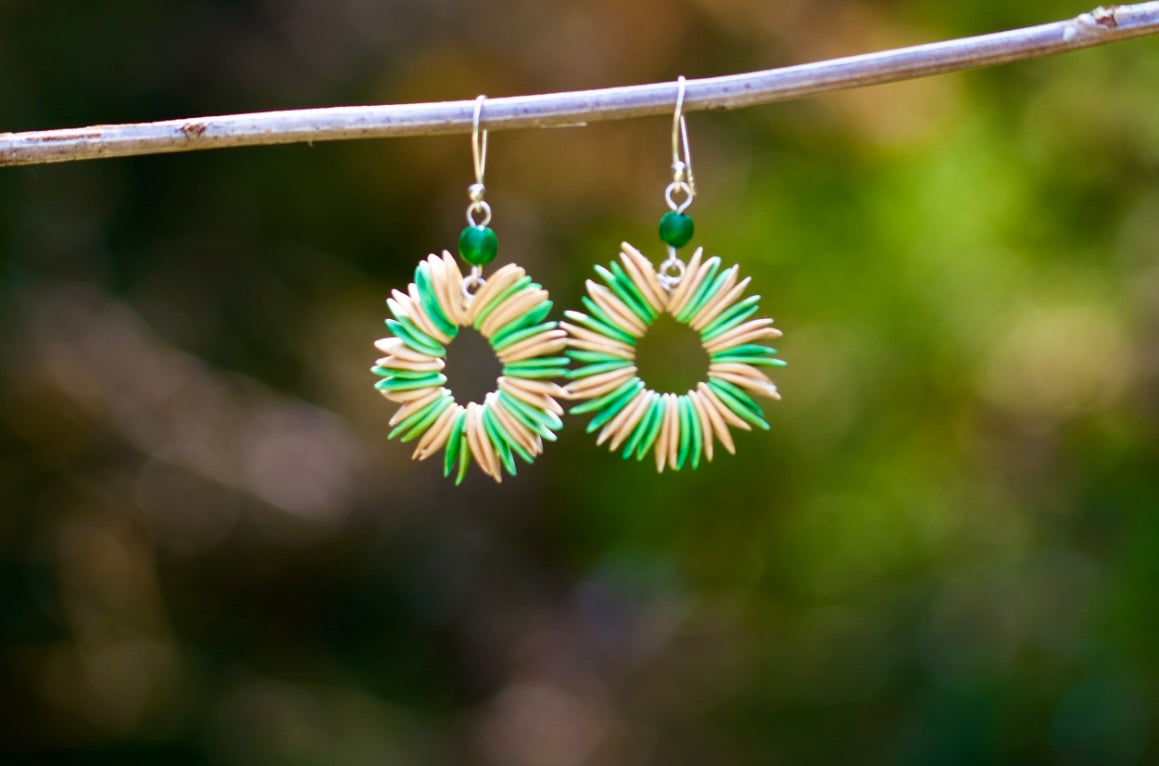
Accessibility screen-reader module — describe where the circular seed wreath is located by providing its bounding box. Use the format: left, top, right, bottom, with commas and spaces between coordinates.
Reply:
563, 242, 785, 472
373, 252, 569, 483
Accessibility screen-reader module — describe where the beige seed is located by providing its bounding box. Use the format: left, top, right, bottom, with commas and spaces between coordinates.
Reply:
497, 329, 568, 364
374, 336, 438, 365
690, 277, 752, 332
379, 384, 441, 404
412, 403, 461, 460
696, 382, 752, 432
669, 249, 714, 318
388, 292, 438, 344
565, 337, 636, 360
665, 247, 703, 315
498, 377, 566, 417
691, 388, 735, 454
665, 394, 682, 471
560, 322, 637, 358
609, 390, 658, 452
487, 393, 542, 457
688, 268, 741, 330
586, 281, 647, 336
431, 252, 467, 326
596, 388, 649, 448
687, 390, 715, 461
408, 281, 454, 343
476, 403, 505, 481
654, 394, 672, 472
710, 362, 774, 386
426, 254, 456, 327
389, 386, 444, 426
465, 403, 502, 482
480, 288, 549, 337
500, 375, 566, 398
440, 251, 470, 325
703, 327, 783, 354
398, 288, 452, 344
376, 355, 445, 373
710, 370, 779, 399
619, 243, 668, 313
467, 264, 525, 325
702, 319, 781, 353
564, 366, 636, 400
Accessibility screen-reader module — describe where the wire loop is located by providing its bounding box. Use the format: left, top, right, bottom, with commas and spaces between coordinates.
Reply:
658, 246, 686, 291
461, 265, 486, 306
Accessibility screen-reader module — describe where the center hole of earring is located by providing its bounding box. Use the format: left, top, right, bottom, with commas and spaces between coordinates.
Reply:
443, 326, 502, 406
634, 313, 709, 395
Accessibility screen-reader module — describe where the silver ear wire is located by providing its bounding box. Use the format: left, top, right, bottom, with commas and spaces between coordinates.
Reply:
466, 94, 492, 228
665, 76, 695, 214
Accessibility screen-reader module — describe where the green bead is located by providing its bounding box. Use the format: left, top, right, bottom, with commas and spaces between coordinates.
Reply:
659, 211, 695, 248
459, 225, 498, 265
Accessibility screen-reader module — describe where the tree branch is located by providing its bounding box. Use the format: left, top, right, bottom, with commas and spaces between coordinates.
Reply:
2, 3, 1157, 168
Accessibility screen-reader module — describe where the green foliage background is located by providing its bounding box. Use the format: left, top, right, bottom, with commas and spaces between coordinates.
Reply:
1, 1, 1158, 763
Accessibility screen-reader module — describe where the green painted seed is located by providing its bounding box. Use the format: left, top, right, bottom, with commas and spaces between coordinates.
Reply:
620, 395, 659, 460
586, 382, 644, 434
680, 263, 736, 324
606, 262, 658, 321
444, 410, 468, 478
568, 349, 630, 365
701, 296, 762, 341
374, 374, 446, 392
491, 300, 553, 341
498, 391, 557, 439
633, 397, 667, 461
397, 397, 455, 442
570, 378, 643, 416
473, 276, 534, 329
675, 396, 693, 470
563, 309, 637, 345
385, 318, 445, 356
455, 428, 472, 485
683, 396, 703, 470
580, 296, 637, 338
708, 378, 770, 431
481, 408, 517, 476
567, 360, 633, 379
675, 257, 721, 323
491, 320, 558, 351
414, 262, 457, 337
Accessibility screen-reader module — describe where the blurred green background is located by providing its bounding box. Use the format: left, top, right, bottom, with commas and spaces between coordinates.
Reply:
2, 1, 1159, 763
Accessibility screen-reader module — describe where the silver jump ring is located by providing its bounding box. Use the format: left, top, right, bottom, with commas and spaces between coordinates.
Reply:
461, 266, 486, 306
466, 200, 492, 228
658, 247, 686, 291
665, 181, 694, 214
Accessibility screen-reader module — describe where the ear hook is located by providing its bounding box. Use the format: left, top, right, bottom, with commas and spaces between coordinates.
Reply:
461, 94, 492, 304
466, 94, 492, 229
471, 94, 488, 190
666, 76, 696, 213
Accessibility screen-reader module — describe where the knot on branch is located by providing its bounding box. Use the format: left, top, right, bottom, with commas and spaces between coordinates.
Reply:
1065, 5, 1121, 40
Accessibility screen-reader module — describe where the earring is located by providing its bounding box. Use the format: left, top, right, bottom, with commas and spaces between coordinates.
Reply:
373, 95, 568, 484
563, 77, 786, 472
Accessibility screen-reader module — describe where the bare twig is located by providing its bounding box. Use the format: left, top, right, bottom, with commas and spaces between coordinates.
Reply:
2, 3, 1157, 168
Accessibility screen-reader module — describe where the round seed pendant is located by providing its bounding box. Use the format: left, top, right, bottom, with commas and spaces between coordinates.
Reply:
562, 242, 785, 472
373, 251, 569, 484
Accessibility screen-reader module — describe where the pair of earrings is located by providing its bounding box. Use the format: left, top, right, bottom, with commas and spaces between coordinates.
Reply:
372, 78, 785, 484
